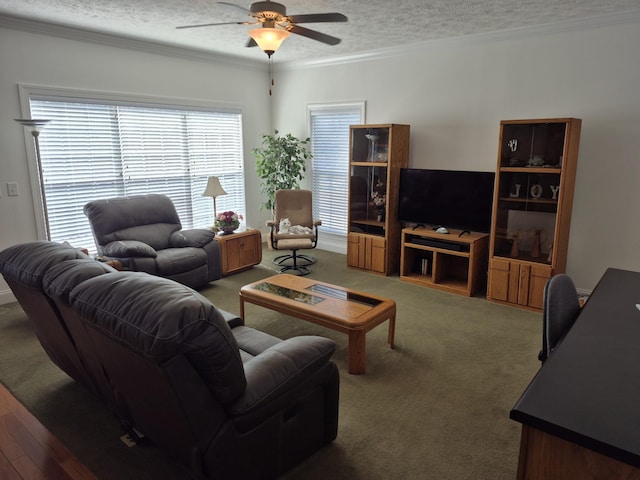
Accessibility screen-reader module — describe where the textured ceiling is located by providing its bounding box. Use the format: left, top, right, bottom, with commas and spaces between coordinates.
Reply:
1, 0, 639, 63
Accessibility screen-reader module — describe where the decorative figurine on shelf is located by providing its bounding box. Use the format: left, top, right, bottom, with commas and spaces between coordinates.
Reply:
510, 232, 520, 258
528, 155, 545, 167
507, 139, 521, 166
365, 130, 379, 162
369, 179, 386, 222
531, 228, 543, 258
547, 243, 554, 263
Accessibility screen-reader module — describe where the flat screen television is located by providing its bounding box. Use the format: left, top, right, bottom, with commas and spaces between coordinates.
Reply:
398, 168, 495, 233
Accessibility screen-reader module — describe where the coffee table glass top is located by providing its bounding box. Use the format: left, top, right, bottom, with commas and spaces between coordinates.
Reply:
253, 282, 325, 305
306, 284, 383, 306
252, 281, 382, 307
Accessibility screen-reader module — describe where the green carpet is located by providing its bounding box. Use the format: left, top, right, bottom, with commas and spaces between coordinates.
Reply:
0, 247, 541, 479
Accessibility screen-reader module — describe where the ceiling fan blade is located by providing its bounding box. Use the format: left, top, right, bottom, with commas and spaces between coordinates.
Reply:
216, 1, 252, 15
287, 13, 348, 24
288, 25, 341, 46
246, 38, 258, 48
176, 21, 249, 29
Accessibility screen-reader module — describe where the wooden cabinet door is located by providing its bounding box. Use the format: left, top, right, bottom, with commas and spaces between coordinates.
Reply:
347, 233, 386, 273
489, 258, 510, 301
228, 234, 260, 271
517, 263, 532, 306
366, 236, 386, 273
489, 258, 552, 309
225, 237, 244, 272
217, 230, 262, 275
347, 233, 363, 268
528, 265, 552, 309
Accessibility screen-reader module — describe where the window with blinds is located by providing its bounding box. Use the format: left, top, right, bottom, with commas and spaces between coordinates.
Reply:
308, 103, 363, 235
29, 97, 245, 253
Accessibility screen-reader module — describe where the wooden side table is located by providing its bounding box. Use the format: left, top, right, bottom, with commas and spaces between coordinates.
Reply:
215, 228, 262, 276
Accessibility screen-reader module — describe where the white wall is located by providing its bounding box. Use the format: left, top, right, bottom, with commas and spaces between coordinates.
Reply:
272, 19, 640, 293
2, 17, 640, 301
0, 25, 273, 304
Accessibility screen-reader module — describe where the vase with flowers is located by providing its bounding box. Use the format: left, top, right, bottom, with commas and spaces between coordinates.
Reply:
369, 180, 387, 222
215, 211, 243, 234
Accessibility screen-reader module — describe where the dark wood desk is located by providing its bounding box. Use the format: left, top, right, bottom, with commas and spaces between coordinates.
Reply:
510, 268, 640, 479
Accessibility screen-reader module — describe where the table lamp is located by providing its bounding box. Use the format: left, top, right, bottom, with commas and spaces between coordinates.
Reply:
202, 176, 227, 219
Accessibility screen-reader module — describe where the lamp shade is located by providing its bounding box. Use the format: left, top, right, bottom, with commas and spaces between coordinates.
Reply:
202, 176, 228, 198
14, 118, 51, 133
249, 27, 290, 56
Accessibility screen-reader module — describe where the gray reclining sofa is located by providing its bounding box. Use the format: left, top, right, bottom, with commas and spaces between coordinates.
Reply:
0, 241, 340, 479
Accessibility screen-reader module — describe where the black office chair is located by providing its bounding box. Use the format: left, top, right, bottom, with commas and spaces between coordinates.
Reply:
538, 274, 581, 362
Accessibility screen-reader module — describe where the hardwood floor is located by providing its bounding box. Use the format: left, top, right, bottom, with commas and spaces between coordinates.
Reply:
0, 382, 96, 480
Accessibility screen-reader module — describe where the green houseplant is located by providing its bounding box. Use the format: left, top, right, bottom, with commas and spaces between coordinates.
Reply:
253, 130, 312, 213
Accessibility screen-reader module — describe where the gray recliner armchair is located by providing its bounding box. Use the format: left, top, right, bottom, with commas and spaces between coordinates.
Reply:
84, 194, 221, 289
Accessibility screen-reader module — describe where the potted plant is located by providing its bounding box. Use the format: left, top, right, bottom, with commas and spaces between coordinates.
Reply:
253, 130, 312, 214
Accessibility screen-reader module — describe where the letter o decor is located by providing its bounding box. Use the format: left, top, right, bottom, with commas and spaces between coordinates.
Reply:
530, 184, 543, 199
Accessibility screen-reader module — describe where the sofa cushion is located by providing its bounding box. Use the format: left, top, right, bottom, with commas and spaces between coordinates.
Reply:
43, 259, 116, 305
155, 248, 207, 275
230, 336, 336, 415
69, 272, 247, 404
108, 223, 179, 251
102, 240, 157, 258
170, 229, 216, 248
232, 326, 282, 358
0, 241, 89, 287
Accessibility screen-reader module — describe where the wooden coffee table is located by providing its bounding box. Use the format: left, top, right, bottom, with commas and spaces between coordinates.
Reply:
239, 274, 396, 374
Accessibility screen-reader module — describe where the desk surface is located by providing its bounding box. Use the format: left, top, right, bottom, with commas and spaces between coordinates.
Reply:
510, 268, 640, 468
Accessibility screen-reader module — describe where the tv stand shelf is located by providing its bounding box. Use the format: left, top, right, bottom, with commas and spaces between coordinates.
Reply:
400, 227, 489, 296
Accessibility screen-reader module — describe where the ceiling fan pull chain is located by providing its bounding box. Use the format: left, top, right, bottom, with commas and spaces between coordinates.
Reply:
269, 56, 274, 96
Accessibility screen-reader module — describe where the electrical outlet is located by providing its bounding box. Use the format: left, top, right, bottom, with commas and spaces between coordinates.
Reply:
7, 182, 18, 196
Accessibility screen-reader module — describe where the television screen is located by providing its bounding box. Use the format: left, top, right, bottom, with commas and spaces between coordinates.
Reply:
398, 168, 495, 233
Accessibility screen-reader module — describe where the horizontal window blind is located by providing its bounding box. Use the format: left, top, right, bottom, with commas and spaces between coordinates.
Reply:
29, 97, 244, 253
309, 107, 362, 235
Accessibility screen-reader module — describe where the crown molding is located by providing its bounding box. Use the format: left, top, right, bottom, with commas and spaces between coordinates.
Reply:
278, 9, 640, 70
0, 14, 264, 70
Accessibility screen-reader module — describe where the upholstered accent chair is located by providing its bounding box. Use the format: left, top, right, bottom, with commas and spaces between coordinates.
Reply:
266, 189, 321, 276
84, 194, 221, 289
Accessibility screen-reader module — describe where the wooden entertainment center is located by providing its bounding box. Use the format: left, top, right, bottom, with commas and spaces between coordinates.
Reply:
400, 227, 489, 297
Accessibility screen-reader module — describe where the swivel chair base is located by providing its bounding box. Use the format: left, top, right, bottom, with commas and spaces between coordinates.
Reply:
276, 250, 312, 276
272, 253, 317, 268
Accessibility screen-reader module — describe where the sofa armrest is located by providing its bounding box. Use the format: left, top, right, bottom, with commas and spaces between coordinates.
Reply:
170, 229, 215, 248
102, 240, 157, 258
229, 336, 335, 415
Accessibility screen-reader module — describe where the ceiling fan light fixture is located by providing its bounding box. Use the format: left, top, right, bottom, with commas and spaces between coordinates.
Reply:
249, 27, 290, 57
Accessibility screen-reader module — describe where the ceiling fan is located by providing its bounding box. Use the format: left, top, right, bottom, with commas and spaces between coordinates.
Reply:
177, 1, 348, 57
